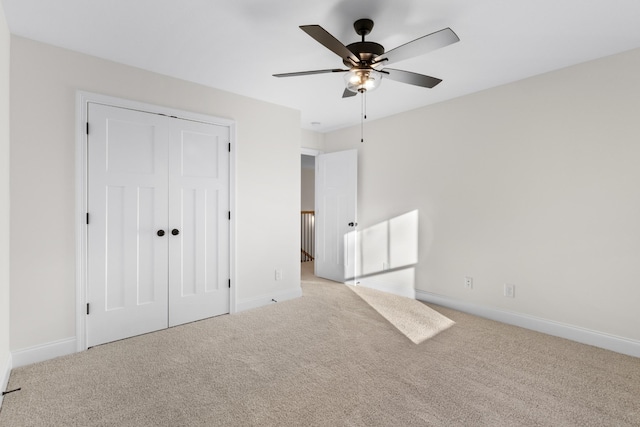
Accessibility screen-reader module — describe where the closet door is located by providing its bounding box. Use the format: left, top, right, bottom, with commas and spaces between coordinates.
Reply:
167, 119, 230, 326
86, 103, 231, 347
87, 104, 170, 347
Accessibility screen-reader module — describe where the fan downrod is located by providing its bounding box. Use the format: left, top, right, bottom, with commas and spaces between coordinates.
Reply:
343, 19, 384, 66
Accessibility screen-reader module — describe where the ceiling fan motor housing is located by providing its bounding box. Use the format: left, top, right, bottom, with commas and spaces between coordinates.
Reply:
343, 42, 385, 66
343, 19, 385, 66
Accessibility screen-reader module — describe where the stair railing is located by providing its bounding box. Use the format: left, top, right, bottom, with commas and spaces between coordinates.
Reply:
301, 211, 315, 262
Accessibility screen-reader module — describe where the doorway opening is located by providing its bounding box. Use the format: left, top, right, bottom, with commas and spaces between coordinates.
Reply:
301, 154, 316, 264
300, 148, 358, 284
300, 149, 321, 281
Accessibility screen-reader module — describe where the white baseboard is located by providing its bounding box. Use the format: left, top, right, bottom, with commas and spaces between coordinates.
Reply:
235, 286, 303, 313
11, 337, 77, 368
416, 290, 640, 358
0, 352, 12, 409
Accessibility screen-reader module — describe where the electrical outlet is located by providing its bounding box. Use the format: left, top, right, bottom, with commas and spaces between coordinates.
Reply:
275, 269, 282, 281
504, 283, 515, 298
464, 276, 473, 290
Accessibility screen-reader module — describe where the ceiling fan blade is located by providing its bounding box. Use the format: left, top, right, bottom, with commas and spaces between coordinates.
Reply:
273, 69, 348, 78
373, 28, 459, 65
383, 68, 442, 88
300, 25, 360, 65
342, 88, 357, 98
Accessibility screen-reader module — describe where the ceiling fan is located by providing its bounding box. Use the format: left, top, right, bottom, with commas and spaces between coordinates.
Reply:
274, 18, 460, 98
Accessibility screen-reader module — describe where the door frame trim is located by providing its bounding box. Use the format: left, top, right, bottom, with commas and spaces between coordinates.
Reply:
301, 148, 323, 157
75, 91, 237, 352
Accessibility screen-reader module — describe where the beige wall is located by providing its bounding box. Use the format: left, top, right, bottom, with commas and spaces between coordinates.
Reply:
0, 1, 11, 387
301, 167, 315, 211
10, 36, 301, 351
300, 129, 322, 211
325, 48, 640, 342
301, 129, 324, 151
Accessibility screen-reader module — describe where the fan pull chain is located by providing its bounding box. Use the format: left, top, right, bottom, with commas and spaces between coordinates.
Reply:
364, 90, 368, 120
361, 92, 364, 143
360, 91, 367, 143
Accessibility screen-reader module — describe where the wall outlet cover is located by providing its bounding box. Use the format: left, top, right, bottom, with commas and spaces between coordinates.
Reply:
504, 283, 515, 298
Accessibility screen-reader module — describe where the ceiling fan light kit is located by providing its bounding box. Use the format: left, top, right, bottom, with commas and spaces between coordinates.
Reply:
345, 68, 382, 93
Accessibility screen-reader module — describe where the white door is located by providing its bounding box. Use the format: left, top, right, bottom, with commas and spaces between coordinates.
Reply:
87, 103, 229, 347
168, 119, 230, 326
87, 104, 170, 346
315, 149, 358, 283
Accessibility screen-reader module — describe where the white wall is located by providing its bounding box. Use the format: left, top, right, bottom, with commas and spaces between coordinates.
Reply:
0, 0, 12, 399
10, 36, 301, 353
324, 48, 640, 344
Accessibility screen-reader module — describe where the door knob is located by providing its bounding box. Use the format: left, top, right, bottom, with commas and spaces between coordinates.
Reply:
171, 229, 180, 236
157, 230, 165, 237
348, 222, 358, 227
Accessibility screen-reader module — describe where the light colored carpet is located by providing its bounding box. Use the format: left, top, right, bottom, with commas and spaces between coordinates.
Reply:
303, 261, 455, 344
1, 264, 639, 426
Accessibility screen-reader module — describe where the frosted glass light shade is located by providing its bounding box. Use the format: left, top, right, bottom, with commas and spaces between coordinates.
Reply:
344, 69, 382, 93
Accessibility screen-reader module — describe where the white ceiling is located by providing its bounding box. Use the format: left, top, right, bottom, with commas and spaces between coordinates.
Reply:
3, 0, 640, 132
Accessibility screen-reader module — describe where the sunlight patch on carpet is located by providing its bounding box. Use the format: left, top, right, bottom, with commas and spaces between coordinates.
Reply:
347, 285, 455, 344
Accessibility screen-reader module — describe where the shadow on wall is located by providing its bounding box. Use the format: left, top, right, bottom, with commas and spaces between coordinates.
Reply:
346, 210, 420, 298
